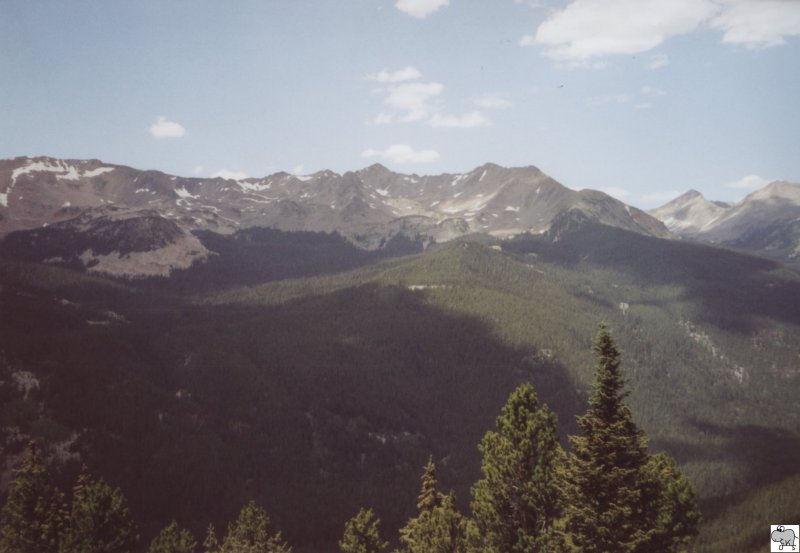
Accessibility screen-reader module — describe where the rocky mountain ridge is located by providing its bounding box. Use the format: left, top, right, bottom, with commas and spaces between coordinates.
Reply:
649, 181, 800, 265
0, 156, 669, 277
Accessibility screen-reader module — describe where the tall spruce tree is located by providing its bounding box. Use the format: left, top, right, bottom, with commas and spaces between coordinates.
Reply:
339, 508, 388, 553
218, 501, 291, 553
470, 383, 565, 553
398, 459, 469, 553
60, 467, 138, 553
564, 324, 700, 553
0, 441, 65, 553
148, 521, 198, 553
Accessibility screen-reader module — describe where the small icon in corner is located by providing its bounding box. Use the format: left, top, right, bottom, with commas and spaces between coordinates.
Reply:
771, 525, 798, 551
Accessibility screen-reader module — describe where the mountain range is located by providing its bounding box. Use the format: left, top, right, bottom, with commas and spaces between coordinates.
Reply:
1, 156, 799, 553
649, 182, 800, 265
0, 156, 669, 277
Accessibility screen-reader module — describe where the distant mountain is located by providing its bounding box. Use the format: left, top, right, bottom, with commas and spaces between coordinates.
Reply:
650, 181, 800, 265
0, 157, 669, 276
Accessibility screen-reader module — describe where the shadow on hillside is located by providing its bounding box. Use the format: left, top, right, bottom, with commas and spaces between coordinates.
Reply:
6, 278, 584, 551
504, 223, 800, 333
651, 419, 800, 520
144, 227, 424, 293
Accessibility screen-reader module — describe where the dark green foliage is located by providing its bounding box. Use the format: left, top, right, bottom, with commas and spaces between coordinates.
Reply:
339, 508, 388, 553
148, 521, 198, 553
641, 454, 702, 553
564, 325, 651, 553
417, 457, 443, 513
564, 325, 701, 553
60, 468, 138, 553
2, 225, 799, 552
202, 525, 220, 553
397, 461, 469, 553
470, 384, 565, 553
212, 501, 291, 553
0, 441, 65, 553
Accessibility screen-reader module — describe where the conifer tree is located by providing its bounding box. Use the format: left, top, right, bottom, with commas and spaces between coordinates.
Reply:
398, 460, 469, 553
148, 521, 198, 553
0, 441, 65, 553
339, 508, 388, 553
202, 524, 220, 553
639, 454, 701, 553
564, 324, 700, 553
470, 383, 565, 553
219, 501, 291, 553
60, 467, 138, 553
417, 456, 443, 513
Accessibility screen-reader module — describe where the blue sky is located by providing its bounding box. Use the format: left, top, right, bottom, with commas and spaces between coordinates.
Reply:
1, 0, 798, 208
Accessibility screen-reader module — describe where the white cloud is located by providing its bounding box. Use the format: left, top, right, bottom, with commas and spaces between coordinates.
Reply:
474, 93, 513, 110
361, 144, 440, 164
370, 112, 394, 125
193, 165, 205, 176
368, 66, 422, 83
149, 116, 186, 138
395, 0, 449, 19
429, 111, 490, 128
527, 0, 800, 62
586, 93, 630, 106
710, 0, 800, 49
646, 53, 670, 69
212, 169, 248, 180
633, 102, 652, 110
725, 174, 769, 190
384, 82, 444, 121
599, 186, 631, 199
641, 190, 683, 203
291, 165, 305, 175
641, 85, 666, 96
532, 0, 718, 60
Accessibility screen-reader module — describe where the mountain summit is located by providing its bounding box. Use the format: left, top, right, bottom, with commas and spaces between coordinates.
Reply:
0, 156, 668, 241
650, 181, 800, 265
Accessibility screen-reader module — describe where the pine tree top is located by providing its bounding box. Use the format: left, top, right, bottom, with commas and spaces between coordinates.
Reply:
416, 457, 443, 513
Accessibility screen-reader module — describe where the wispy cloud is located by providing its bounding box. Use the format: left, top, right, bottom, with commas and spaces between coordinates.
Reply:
370, 112, 394, 125
383, 82, 444, 122
641, 190, 683, 204
711, 0, 800, 49
474, 93, 513, 110
361, 144, 440, 164
641, 85, 666, 96
586, 93, 630, 106
149, 116, 186, 138
599, 186, 631, 200
395, 0, 449, 19
725, 174, 769, 190
646, 53, 670, 70
368, 66, 422, 83
429, 111, 490, 128
212, 169, 248, 180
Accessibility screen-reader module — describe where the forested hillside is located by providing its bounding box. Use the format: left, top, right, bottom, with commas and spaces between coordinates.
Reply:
2, 224, 799, 552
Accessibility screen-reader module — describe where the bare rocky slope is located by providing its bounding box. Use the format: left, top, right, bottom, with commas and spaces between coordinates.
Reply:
650, 182, 800, 265
0, 156, 669, 277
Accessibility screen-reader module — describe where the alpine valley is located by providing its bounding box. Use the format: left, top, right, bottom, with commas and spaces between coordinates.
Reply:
1, 156, 799, 553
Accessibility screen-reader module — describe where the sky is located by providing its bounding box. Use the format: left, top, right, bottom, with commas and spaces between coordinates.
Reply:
1, 0, 799, 208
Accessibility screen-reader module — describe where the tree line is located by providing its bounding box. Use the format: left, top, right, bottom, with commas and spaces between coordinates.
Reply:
0, 325, 700, 553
